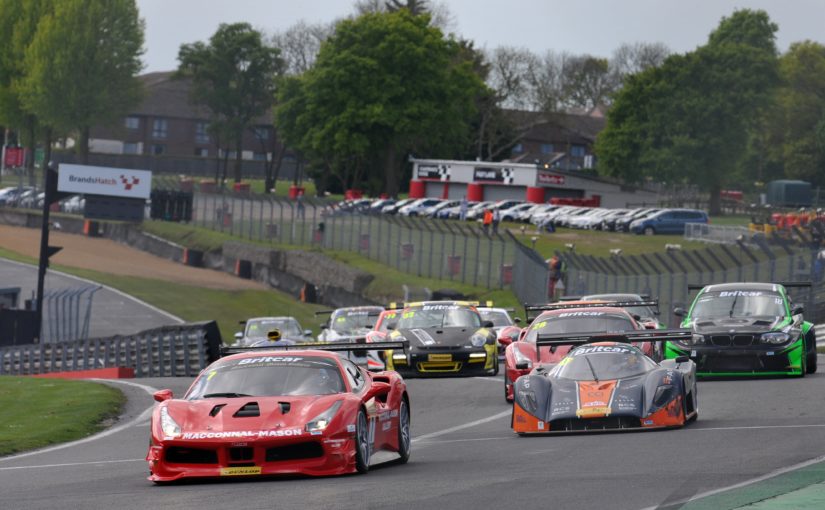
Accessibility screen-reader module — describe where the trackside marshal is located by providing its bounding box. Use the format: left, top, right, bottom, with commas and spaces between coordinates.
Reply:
58, 164, 152, 199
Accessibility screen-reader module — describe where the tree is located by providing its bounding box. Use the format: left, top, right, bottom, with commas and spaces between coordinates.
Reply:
354, 0, 454, 30
19, 0, 144, 164
0, 0, 54, 177
270, 20, 334, 76
774, 41, 825, 186
178, 23, 284, 183
610, 42, 671, 77
596, 9, 780, 214
275, 10, 485, 196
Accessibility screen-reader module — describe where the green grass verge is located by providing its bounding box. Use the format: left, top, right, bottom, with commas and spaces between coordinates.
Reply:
0, 376, 124, 456
0, 247, 326, 342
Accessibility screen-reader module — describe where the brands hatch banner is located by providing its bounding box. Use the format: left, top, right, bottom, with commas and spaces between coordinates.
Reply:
416, 164, 451, 181
58, 164, 152, 199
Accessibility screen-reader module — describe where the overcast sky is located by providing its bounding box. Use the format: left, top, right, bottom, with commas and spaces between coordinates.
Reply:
136, 0, 825, 73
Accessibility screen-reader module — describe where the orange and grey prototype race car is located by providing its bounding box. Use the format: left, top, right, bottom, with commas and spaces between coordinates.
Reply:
512, 330, 697, 434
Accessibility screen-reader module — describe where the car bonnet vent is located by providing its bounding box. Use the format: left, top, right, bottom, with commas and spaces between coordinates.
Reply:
209, 404, 226, 417
279, 402, 291, 414
234, 402, 260, 417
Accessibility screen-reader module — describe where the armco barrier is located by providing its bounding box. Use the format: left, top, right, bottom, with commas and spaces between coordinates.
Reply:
0, 321, 222, 377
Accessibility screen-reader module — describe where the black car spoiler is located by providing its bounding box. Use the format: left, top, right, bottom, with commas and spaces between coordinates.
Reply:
221, 340, 408, 357
523, 300, 660, 323
533, 329, 691, 355
687, 282, 812, 292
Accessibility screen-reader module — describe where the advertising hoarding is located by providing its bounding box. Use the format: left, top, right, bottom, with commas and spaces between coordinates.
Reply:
58, 164, 152, 199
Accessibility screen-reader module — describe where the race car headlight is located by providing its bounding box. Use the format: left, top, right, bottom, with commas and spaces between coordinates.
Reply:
761, 332, 790, 344
306, 400, 343, 433
513, 347, 533, 370
470, 333, 488, 347
652, 385, 675, 409
517, 389, 539, 415
160, 406, 181, 438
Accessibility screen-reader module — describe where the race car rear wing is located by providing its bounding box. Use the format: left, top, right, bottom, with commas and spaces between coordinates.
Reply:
523, 300, 660, 323
221, 340, 408, 357
533, 329, 691, 354
688, 282, 812, 292
388, 300, 496, 310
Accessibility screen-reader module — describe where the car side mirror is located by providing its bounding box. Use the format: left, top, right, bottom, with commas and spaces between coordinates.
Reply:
364, 381, 392, 401
673, 307, 686, 317
514, 317, 522, 324
483, 321, 495, 329
303, 329, 313, 337
675, 356, 690, 364
364, 324, 374, 330
515, 361, 530, 370
320, 324, 328, 330
234, 332, 243, 340
153, 389, 173, 402
791, 304, 804, 315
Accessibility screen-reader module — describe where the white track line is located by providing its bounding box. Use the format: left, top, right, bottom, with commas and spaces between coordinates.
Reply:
0, 258, 184, 324
411, 410, 511, 443
0, 379, 158, 463
639, 453, 825, 510
0, 459, 142, 472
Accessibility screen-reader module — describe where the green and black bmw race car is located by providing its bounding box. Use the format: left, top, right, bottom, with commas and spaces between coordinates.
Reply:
383, 301, 499, 377
666, 282, 817, 377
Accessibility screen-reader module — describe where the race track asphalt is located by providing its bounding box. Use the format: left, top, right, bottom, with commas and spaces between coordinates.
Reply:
3, 360, 825, 510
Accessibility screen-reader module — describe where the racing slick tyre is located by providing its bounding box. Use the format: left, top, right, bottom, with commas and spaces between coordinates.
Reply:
644, 226, 655, 236
355, 409, 371, 474
397, 399, 411, 464
806, 329, 818, 374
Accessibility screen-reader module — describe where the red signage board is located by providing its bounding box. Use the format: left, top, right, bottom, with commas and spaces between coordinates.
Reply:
537, 172, 565, 186
3, 147, 24, 168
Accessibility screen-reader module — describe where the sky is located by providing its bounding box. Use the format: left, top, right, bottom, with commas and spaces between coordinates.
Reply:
136, 0, 825, 73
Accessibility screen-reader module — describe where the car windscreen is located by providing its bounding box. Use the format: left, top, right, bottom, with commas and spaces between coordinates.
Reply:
553, 345, 655, 381
524, 312, 636, 342
377, 311, 399, 332
478, 310, 512, 327
245, 319, 301, 339
186, 356, 344, 398
331, 308, 382, 333
691, 290, 786, 319
397, 305, 481, 329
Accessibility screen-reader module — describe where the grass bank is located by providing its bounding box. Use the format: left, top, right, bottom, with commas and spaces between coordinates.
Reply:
0, 376, 124, 456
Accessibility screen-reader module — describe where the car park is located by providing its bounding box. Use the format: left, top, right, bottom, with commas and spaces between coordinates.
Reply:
615, 207, 661, 232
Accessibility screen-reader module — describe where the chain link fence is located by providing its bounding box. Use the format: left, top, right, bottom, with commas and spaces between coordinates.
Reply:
191, 191, 517, 289
559, 244, 825, 328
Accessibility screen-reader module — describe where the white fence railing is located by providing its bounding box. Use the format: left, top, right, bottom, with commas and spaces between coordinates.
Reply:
684, 223, 752, 244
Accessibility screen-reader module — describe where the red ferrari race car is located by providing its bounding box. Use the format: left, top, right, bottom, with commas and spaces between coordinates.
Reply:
512, 330, 697, 434
364, 309, 401, 371
146, 341, 410, 483
503, 301, 662, 402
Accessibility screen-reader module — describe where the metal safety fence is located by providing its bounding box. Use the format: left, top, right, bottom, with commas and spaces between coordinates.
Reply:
41, 285, 101, 343
684, 223, 752, 244
191, 191, 517, 289
559, 245, 825, 328
0, 321, 223, 377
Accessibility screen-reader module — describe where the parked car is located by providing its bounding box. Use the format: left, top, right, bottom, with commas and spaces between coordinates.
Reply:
398, 198, 443, 216
381, 198, 415, 215
423, 199, 460, 218
629, 208, 708, 235
616, 208, 661, 232
500, 203, 535, 222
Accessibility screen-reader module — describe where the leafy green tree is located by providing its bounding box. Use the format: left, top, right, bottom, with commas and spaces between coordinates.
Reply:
178, 23, 284, 183
19, 0, 144, 164
0, 0, 53, 177
596, 9, 780, 214
774, 41, 825, 186
275, 10, 485, 195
